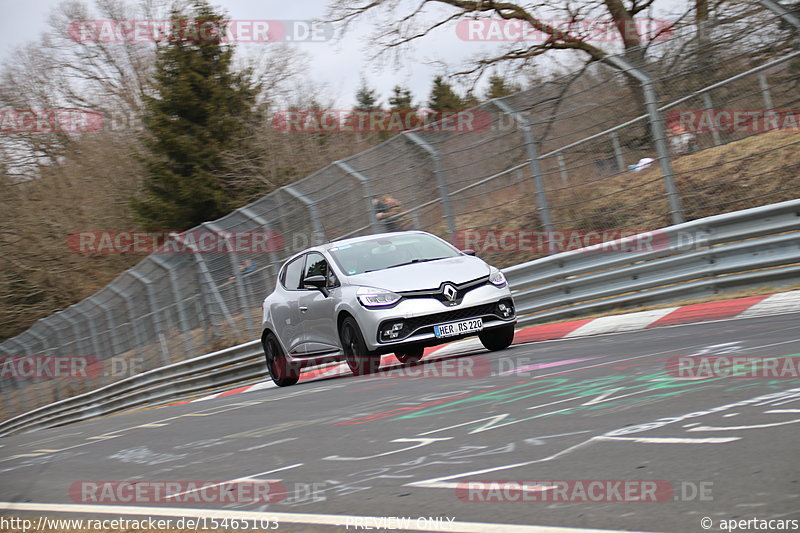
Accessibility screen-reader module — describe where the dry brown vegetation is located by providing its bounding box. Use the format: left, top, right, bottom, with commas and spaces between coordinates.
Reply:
457, 129, 800, 268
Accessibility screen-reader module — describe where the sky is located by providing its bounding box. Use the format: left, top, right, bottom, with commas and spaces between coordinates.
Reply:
0, 0, 515, 108
0, 0, 685, 108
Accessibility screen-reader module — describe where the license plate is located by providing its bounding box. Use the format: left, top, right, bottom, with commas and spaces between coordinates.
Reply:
434, 318, 483, 338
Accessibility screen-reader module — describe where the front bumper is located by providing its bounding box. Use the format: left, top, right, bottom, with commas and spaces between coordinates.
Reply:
355, 284, 516, 352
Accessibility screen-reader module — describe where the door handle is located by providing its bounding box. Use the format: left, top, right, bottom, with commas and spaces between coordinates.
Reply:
299, 306, 308, 312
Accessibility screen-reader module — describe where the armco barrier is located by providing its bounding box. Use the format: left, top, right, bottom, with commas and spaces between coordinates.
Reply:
1, 199, 798, 436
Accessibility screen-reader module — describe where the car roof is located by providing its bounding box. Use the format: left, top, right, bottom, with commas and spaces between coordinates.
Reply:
317, 230, 430, 252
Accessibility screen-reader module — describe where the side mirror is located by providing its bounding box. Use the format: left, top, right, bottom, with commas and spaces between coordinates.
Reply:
303, 275, 329, 296
462, 249, 476, 256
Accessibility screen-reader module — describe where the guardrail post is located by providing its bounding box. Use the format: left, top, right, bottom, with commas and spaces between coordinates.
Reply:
169, 233, 241, 340
128, 270, 170, 365
283, 185, 327, 244
611, 132, 626, 172
603, 55, 684, 225
404, 132, 456, 241
334, 160, 383, 233
149, 256, 197, 354
238, 207, 282, 278
491, 98, 556, 253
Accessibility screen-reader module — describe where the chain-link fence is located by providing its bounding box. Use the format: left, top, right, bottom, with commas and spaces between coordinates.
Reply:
2, 8, 799, 421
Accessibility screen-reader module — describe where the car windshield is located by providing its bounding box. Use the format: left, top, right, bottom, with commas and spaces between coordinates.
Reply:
328, 233, 460, 275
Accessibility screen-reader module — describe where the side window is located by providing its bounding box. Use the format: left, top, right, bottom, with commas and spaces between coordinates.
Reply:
282, 255, 305, 290
326, 268, 339, 289
303, 252, 327, 280
304, 252, 339, 289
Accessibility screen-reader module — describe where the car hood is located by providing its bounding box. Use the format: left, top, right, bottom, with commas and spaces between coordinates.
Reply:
347, 255, 491, 292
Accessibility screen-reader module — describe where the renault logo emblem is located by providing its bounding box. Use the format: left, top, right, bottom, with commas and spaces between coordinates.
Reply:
442, 283, 458, 302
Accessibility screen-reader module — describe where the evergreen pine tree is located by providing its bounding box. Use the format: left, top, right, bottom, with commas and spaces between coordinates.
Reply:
428, 76, 465, 112
132, 1, 257, 231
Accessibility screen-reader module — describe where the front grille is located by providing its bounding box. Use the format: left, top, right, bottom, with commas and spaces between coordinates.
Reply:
377, 299, 514, 343
399, 276, 490, 304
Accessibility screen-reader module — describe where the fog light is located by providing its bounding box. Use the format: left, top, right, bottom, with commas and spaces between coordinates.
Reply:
381, 321, 406, 341
497, 301, 514, 318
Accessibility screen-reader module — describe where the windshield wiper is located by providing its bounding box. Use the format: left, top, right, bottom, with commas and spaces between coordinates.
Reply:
364, 257, 450, 273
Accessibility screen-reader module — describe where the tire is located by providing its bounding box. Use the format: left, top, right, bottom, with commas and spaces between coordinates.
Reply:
263, 332, 300, 386
395, 346, 424, 365
478, 323, 515, 351
340, 316, 380, 375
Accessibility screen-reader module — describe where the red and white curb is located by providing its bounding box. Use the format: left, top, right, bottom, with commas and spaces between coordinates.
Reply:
177, 290, 800, 404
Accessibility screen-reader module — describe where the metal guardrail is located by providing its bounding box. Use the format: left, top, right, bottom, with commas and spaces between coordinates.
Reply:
1, 199, 798, 437
505, 198, 800, 325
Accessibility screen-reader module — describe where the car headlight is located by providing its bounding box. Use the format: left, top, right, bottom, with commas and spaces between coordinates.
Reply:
357, 286, 401, 307
489, 267, 507, 287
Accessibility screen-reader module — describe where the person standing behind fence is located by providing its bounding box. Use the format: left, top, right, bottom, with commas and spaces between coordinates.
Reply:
373, 194, 411, 232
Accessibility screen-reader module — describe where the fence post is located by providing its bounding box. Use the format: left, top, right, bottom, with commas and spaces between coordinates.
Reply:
75, 302, 103, 360
84, 296, 111, 385
611, 131, 626, 172
59, 310, 91, 363
169, 233, 241, 340
127, 270, 170, 365
148, 256, 197, 354
3, 337, 34, 414
334, 160, 382, 233
556, 153, 569, 186
89, 298, 121, 360
238, 207, 282, 279
0, 343, 12, 401
702, 92, 723, 146
283, 185, 327, 244
758, 0, 800, 30
24, 330, 48, 407
757, 72, 774, 114
404, 132, 456, 241
6, 338, 37, 413
202, 222, 258, 336
491, 98, 556, 253
603, 55, 684, 225
109, 284, 146, 360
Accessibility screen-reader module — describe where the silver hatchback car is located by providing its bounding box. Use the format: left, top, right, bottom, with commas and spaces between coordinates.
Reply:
260, 231, 516, 386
